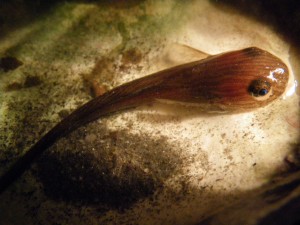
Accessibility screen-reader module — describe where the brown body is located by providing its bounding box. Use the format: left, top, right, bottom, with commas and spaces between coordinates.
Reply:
0, 47, 289, 194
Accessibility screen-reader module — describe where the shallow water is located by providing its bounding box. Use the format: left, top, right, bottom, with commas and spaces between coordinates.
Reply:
0, 1, 299, 224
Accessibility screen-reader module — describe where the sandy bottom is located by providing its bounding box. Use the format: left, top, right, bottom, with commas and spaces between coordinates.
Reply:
0, 1, 299, 224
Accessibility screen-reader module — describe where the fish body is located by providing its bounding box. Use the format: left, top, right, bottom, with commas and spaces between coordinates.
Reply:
0, 47, 289, 194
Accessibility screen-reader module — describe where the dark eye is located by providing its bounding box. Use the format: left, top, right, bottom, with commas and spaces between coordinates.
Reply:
258, 88, 268, 96
248, 79, 271, 97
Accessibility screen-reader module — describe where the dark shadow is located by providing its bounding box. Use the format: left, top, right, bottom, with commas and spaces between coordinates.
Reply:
210, 0, 300, 47
0, 0, 60, 39
258, 195, 300, 225
0, 0, 145, 41
35, 120, 186, 211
